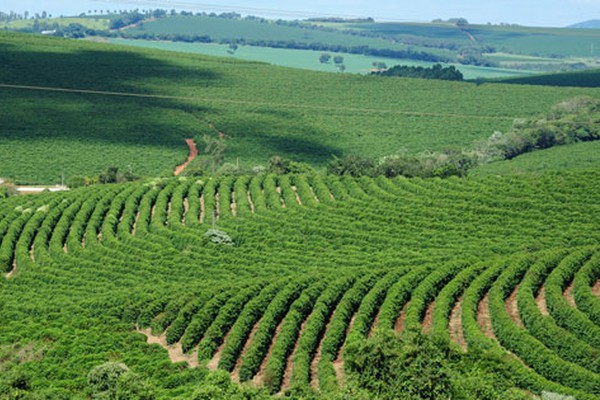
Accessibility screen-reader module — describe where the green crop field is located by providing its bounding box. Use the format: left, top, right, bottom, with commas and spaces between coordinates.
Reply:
3, 24, 600, 400
123, 15, 454, 59
471, 141, 600, 176
499, 68, 600, 87
2, 31, 600, 185
330, 21, 600, 59
1, 171, 600, 398
109, 38, 536, 79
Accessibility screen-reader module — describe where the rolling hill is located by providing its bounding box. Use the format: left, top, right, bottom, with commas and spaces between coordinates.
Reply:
2, 31, 600, 184
2, 19, 600, 400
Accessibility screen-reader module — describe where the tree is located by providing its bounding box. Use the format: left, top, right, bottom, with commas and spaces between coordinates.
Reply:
333, 55, 344, 64
319, 52, 331, 63
202, 134, 226, 173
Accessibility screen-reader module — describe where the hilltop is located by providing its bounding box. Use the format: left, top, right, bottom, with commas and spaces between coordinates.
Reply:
569, 20, 600, 29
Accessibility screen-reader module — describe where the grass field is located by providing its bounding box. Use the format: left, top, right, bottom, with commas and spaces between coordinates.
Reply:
2, 31, 600, 184
2, 17, 111, 30
123, 15, 454, 59
327, 21, 600, 59
470, 141, 600, 176
1, 172, 600, 398
109, 38, 536, 79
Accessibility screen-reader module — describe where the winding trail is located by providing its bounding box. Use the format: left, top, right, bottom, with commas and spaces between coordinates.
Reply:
174, 139, 198, 176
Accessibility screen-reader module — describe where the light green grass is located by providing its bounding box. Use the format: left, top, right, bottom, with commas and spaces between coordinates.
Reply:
471, 141, 600, 177
3, 17, 111, 30
109, 38, 536, 79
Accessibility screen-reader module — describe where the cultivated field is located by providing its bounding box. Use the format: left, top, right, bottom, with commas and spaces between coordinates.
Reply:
2, 31, 600, 184
1, 172, 600, 398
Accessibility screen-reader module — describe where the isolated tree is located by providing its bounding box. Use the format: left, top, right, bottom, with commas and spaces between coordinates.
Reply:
319, 52, 331, 63
333, 55, 344, 64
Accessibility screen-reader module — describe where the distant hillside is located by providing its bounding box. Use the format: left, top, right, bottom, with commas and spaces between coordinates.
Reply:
499, 68, 600, 87
569, 20, 600, 29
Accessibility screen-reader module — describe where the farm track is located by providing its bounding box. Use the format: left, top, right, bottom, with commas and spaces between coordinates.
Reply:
174, 139, 198, 176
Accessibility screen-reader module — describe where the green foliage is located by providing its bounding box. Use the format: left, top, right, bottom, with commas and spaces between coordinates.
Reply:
3, 172, 600, 398
204, 229, 234, 246
373, 63, 463, 81
88, 362, 154, 400
345, 331, 453, 400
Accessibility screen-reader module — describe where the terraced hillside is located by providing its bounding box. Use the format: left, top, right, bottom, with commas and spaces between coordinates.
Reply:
1, 172, 600, 398
3, 31, 600, 184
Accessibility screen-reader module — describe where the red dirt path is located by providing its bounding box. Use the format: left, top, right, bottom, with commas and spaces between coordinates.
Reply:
174, 139, 198, 176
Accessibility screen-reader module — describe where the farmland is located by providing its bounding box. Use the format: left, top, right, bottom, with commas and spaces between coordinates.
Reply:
2, 31, 600, 184
1, 172, 600, 398
2, 20, 600, 399
109, 38, 536, 79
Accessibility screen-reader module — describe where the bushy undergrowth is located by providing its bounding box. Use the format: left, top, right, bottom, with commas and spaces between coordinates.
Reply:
344, 330, 530, 400
328, 96, 600, 179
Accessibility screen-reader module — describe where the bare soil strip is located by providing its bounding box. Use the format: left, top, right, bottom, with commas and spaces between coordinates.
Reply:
230, 191, 237, 217
132, 209, 141, 235
276, 186, 286, 208
477, 294, 496, 339
505, 285, 524, 328
29, 244, 35, 262
232, 320, 261, 383
535, 287, 550, 316
593, 279, 600, 299
214, 192, 220, 220
5, 264, 16, 279
138, 328, 198, 368
182, 198, 189, 224
291, 186, 302, 206
310, 309, 337, 391
166, 201, 172, 226
563, 280, 577, 308
246, 191, 255, 214
280, 319, 309, 392
332, 313, 356, 387
368, 308, 382, 338
421, 301, 436, 334
309, 186, 320, 203
174, 139, 198, 176
449, 295, 467, 351
252, 319, 285, 387
199, 194, 205, 224
394, 301, 410, 333
207, 329, 233, 371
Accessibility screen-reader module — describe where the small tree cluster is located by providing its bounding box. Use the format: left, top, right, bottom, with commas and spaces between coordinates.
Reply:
372, 63, 463, 81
